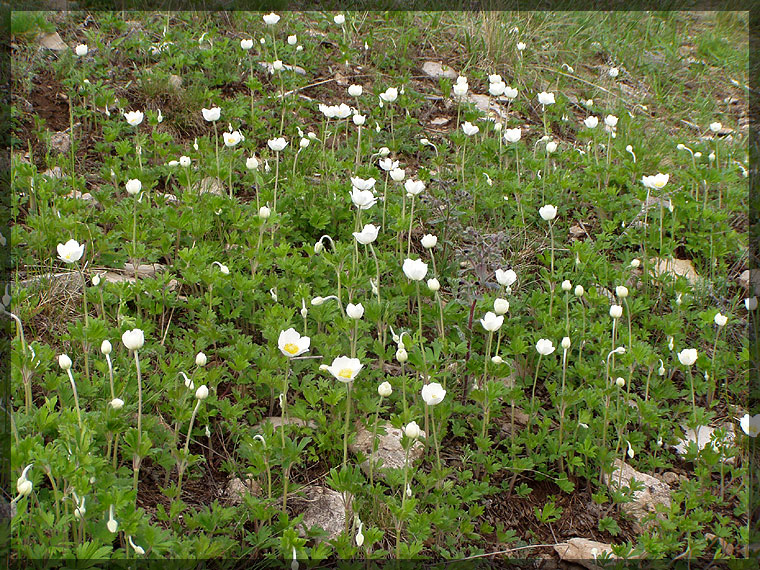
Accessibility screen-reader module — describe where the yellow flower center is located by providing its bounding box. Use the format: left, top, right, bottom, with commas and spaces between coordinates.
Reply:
284, 343, 299, 355
338, 368, 353, 379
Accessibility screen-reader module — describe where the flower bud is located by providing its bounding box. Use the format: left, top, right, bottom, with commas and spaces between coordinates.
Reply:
378, 381, 392, 397
494, 298, 509, 315
101, 340, 112, 355
404, 421, 421, 439
110, 398, 124, 410
616, 285, 629, 298
396, 347, 408, 363
195, 385, 209, 400
259, 206, 271, 219
427, 278, 440, 292
195, 352, 207, 366
58, 354, 72, 370
574, 285, 584, 297
561, 280, 572, 291
491, 355, 503, 364
615, 377, 625, 387
609, 305, 623, 319
561, 336, 571, 350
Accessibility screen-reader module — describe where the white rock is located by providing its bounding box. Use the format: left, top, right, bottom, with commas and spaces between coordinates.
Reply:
555, 538, 617, 569
349, 422, 425, 476
297, 486, 351, 542
603, 459, 671, 533
422, 61, 458, 80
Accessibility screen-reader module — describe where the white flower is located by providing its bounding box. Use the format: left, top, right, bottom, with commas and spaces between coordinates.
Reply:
389, 168, 406, 182
263, 12, 280, 25
268, 137, 288, 152
349, 188, 377, 210
195, 385, 209, 400
213, 261, 230, 275
535, 339, 555, 356
110, 398, 124, 410
491, 355, 503, 364
100, 340, 112, 355
561, 336, 571, 350
201, 107, 221, 122
379, 87, 398, 103
353, 224, 379, 245
122, 328, 145, 351
462, 121, 480, 136
124, 110, 143, 126
378, 381, 392, 397
677, 348, 698, 366
604, 115, 618, 128
278, 328, 310, 357
348, 84, 363, 97
495, 269, 517, 287
616, 285, 629, 298
709, 121, 722, 133
561, 280, 572, 292
351, 176, 376, 191
352, 113, 365, 126
272, 60, 283, 72
537, 91, 555, 106
421, 382, 446, 406
16, 465, 33, 497
609, 305, 623, 319
546, 141, 558, 153
377, 146, 391, 156
75, 43, 88, 56
246, 156, 260, 170
259, 206, 271, 219
333, 14, 345, 25
608, 67, 619, 78
488, 81, 506, 97
584, 116, 599, 129
404, 420, 421, 439
128, 536, 145, 556
574, 285, 584, 297
503, 86, 518, 100
630, 259, 641, 268
714, 312, 728, 327
223, 130, 244, 147
379, 158, 398, 172
517, 42, 526, 51
326, 356, 362, 382
746, 297, 758, 311
740, 413, 760, 437
288, 35, 297, 45
494, 298, 509, 315
402, 258, 428, 281
396, 347, 408, 363
452, 81, 468, 98
427, 278, 440, 292
480, 311, 504, 332
195, 352, 207, 366
241, 38, 253, 50
58, 354, 72, 370
404, 179, 425, 196
125, 179, 142, 195
641, 173, 669, 189
296, 45, 303, 52
107, 506, 119, 533
346, 303, 365, 320
57, 239, 85, 263
615, 377, 625, 387
421, 234, 437, 249
502, 129, 522, 148
179, 156, 191, 167
539, 204, 557, 221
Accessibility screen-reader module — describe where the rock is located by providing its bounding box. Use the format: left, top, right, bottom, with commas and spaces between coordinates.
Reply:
168, 74, 183, 90
194, 176, 225, 196
649, 257, 700, 286
225, 476, 262, 505
297, 486, 351, 542
49, 131, 71, 154
739, 269, 750, 289
42, 166, 64, 179
430, 116, 450, 126
603, 459, 671, 533
66, 189, 94, 201
555, 538, 617, 569
38, 32, 68, 51
124, 262, 165, 277
254, 416, 317, 430
156, 192, 179, 204
101, 271, 178, 291
660, 471, 682, 486
569, 224, 587, 239
17, 271, 84, 295
348, 422, 425, 477
673, 423, 735, 462
422, 61, 458, 80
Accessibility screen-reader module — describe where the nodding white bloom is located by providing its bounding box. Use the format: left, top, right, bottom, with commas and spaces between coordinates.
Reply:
668, 336, 674, 351
537, 91, 555, 106
241, 38, 254, 50
107, 505, 119, 533
259, 206, 271, 219
714, 312, 728, 327
125, 179, 142, 195
746, 297, 758, 311
179, 155, 191, 167
101, 340, 112, 355
75, 43, 88, 56
402, 258, 428, 281
503, 128, 522, 144
677, 348, 698, 366
584, 116, 599, 129
421, 382, 446, 406
539, 204, 557, 221
495, 269, 517, 288
223, 130, 244, 147
346, 303, 365, 320
379, 87, 398, 103
193, 138, 199, 151
379, 157, 398, 172
350, 188, 378, 210
263, 12, 280, 25
378, 381, 392, 397
376, 146, 391, 157
503, 86, 518, 100
494, 298, 509, 315
517, 41, 526, 51
609, 305, 623, 319
396, 347, 408, 363
195, 352, 208, 367
404, 420, 421, 439
658, 360, 665, 376
110, 398, 124, 410
490, 355, 503, 364
608, 67, 619, 78
125, 110, 144, 126
351, 176, 376, 191
278, 328, 311, 358
246, 156, 260, 170
615, 377, 625, 387
421, 234, 438, 249
213, 261, 230, 275
195, 385, 209, 400
389, 168, 406, 182
201, 107, 221, 122
626, 145, 637, 162
535, 339, 556, 356
630, 258, 641, 268
561, 280, 572, 291
326, 356, 363, 383
404, 179, 426, 196
489, 81, 506, 96
355, 518, 365, 547
625, 441, 635, 460
122, 328, 145, 351
267, 137, 288, 152
641, 172, 669, 190
16, 464, 33, 497
427, 278, 440, 292
462, 121, 480, 136
709, 121, 722, 133
740, 413, 760, 437
73, 495, 87, 519
57, 239, 85, 263
561, 336, 571, 350
353, 223, 380, 245
708, 152, 715, 162
128, 536, 145, 556
452, 81, 468, 98
288, 35, 297, 45
348, 84, 363, 97
352, 113, 365, 126
300, 298, 308, 320
616, 285, 629, 298
480, 311, 504, 332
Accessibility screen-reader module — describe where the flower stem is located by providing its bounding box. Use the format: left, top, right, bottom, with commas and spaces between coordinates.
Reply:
343, 382, 352, 468
133, 349, 143, 495
66, 369, 83, 430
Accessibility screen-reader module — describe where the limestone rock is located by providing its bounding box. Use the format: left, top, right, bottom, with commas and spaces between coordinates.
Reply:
649, 257, 700, 286
555, 538, 617, 569
38, 32, 68, 51
49, 131, 71, 154
349, 422, 425, 477
194, 176, 225, 196
603, 459, 671, 532
297, 486, 351, 542
225, 476, 262, 505
422, 61, 458, 80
